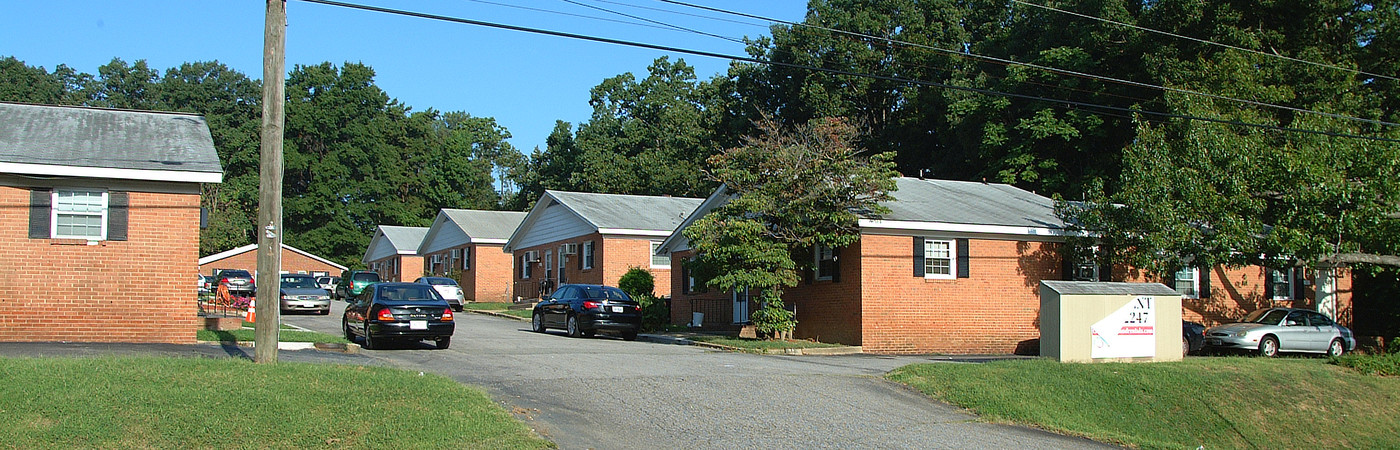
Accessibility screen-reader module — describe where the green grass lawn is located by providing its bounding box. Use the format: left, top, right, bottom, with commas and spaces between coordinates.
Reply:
888, 356, 1400, 449
463, 302, 513, 311
197, 328, 349, 344
689, 336, 844, 351
0, 357, 552, 449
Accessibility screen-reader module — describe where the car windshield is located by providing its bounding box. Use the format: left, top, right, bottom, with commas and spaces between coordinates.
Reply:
423, 277, 457, 286
1243, 309, 1289, 325
579, 286, 631, 301
280, 276, 319, 289
377, 285, 443, 302
353, 272, 381, 282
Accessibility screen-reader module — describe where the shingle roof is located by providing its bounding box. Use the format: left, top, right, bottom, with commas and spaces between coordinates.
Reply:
441, 209, 527, 241
1041, 281, 1181, 296
547, 190, 704, 233
379, 226, 429, 252
0, 102, 222, 181
878, 177, 1064, 229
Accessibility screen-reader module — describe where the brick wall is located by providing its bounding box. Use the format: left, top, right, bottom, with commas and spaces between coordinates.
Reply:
511, 234, 674, 299
1135, 266, 1355, 327
0, 186, 200, 344
601, 237, 673, 297
667, 250, 737, 328
858, 235, 1058, 355
786, 240, 863, 345
463, 244, 513, 302
368, 255, 422, 282
199, 247, 342, 276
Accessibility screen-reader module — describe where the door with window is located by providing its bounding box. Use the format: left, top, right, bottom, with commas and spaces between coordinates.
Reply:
732, 288, 751, 324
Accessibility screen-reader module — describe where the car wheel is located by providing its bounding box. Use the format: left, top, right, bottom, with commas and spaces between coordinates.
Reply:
621, 330, 638, 341
363, 328, 378, 350
342, 319, 354, 341
566, 315, 582, 338
532, 312, 546, 333
320, 309, 330, 316
1182, 336, 1190, 356
436, 337, 451, 350
1259, 335, 1280, 357
1327, 338, 1345, 357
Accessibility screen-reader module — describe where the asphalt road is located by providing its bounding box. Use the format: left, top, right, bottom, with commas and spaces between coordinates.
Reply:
276, 302, 1114, 449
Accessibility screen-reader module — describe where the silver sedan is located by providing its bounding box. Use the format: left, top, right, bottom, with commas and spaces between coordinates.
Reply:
1204, 307, 1354, 357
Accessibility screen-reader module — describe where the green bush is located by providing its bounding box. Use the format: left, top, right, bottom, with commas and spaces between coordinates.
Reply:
618, 267, 655, 298
750, 291, 796, 339
1330, 353, 1400, 376
634, 293, 669, 332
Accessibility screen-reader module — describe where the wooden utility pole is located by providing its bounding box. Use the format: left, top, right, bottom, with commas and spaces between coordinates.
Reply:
255, 0, 287, 363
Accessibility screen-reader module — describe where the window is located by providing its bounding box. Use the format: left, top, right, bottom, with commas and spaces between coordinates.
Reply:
520, 254, 532, 279
545, 251, 553, 280
450, 249, 462, 271
924, 239, 955, 279
651, 241, 669, 268
431, 254, 443, 275
582, 241, 595, 269
1270, 268, 1295, 300
815, 245, 837, 281
53, 189, 107, 239
1174, 268, 1199, 299
461, 247, 471, 270
557, 248, 567, 283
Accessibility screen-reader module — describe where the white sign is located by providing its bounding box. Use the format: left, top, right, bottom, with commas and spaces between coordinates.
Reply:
1090, 296, 1156, 358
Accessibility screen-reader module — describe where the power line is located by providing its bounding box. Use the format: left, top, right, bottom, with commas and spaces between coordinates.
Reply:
657, 0, 1400, 129
460, 0, 677, 33
1010, 0, 1399, 83
558, 0, 745, 44
292, 0, 1400, 144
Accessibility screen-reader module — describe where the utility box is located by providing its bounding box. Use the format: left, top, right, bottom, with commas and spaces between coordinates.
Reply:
1040, 281, 1183, 363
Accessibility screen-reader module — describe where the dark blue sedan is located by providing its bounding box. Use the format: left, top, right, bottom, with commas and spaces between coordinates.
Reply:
532, 284, 642, 340
343, 282, 455, 349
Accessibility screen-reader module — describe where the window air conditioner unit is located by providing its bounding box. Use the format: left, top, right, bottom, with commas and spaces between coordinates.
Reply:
524, 251, 540, 263
561, 243, 579, 255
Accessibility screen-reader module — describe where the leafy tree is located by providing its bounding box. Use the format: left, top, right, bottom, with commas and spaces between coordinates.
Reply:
0, 56, 89, 105
684, 117, 898, 338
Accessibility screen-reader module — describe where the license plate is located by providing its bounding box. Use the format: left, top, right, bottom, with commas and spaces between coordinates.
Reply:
410, 320, 428, 330
1206, 339, 1221, 346
611, 306, 624, 313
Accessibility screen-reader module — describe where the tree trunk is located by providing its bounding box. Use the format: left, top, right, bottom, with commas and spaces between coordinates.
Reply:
1316, 253, 1400, 267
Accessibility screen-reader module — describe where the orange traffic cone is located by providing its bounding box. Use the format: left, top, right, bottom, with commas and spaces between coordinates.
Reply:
245, 298, 256, 323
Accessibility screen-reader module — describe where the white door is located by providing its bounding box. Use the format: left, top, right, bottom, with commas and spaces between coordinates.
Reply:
733, 288, 750, 324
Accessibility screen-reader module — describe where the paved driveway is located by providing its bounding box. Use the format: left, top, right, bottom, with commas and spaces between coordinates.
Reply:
284, 303, 1113, 449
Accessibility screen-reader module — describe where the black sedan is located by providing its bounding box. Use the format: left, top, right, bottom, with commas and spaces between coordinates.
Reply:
342, 282, 455, 350
532, 284, 642, 341
1183, 320, 1206, 355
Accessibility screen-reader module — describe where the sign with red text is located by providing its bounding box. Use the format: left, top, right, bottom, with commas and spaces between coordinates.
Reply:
1090, 296, 1156, 358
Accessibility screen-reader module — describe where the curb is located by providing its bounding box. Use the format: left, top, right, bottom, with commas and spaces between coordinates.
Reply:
469, 309, 529, 321
197, 340, 361, 354
637, 334, 862, 355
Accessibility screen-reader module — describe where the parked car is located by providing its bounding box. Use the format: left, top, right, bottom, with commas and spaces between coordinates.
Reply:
279, 274, 332, 315
342, 282, 455, 349
213, 269, 255, 296
1203, 307, 1354, 357
197, 274, 211, 295
415, 276, 464, 311
316, 276, 340, 292
531, 284, 642, 341
335, 270, 381, 301
1182, 320, 1206, 355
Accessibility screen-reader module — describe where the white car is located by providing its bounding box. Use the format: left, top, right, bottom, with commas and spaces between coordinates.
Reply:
1204, 308, 1355, 357
415, 277, 464, 311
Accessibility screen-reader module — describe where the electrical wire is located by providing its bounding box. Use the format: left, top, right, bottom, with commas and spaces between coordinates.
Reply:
1010, 0, 1399, 83
292, 0, 1400, 143
459, 0, 676, 33
656, 0, 1400, 129
558, 0, 745, 44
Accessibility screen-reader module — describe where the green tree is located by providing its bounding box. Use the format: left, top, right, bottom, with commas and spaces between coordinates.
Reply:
0, 56, 89, 105
684, 117, 898, 338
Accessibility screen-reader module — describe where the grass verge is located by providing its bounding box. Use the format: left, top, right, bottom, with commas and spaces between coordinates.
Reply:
0, 357, 552, 448
689, 336, 843, 352
463, 302, 513, 311
888, 357, 1400, 449
197, 328, 348, 344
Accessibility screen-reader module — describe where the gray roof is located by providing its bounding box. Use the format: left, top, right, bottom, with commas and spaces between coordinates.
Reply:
442, 209, 527, 241
1041, 281, 1181, 296
879, 178, 1064, 229
548, 190, 704, 233
379, 226, 429, 252
0, 102, 222, 177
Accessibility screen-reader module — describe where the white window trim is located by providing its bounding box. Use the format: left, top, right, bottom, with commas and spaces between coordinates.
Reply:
1175, 267, 1200, 299
1271, 268, 1295, 301
521, 254, 532, 279
545, 251, 554, 279
461, 247, 471, 271
815, 245, 836, 281
650, 240, 670, 269
52, 189, 108, 240
924, 239, 956, 280
582, 241, 595, 270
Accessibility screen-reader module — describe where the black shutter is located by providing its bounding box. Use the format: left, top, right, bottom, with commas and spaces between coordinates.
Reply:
578, 243, 584, 270
464, 246, 471, 270
956, 238, 970, 278
680, 261, 690, 294
1168, 270, 1179, 291
1199, 266, 1211, 298
1293, 268, 1306, 301
913, 237, 925, 277
831, 247, 841, 283
1061, 250, 1075, 281
1098, 245, 1114, 281
1264, 269, 1275, 300
107, 191, 128, 241
29, 188, 52, 239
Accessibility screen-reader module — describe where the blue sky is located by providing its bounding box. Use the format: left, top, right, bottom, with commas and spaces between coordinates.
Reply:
1, 0, 807, 152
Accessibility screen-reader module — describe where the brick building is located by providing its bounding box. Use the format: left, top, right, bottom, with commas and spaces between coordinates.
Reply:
363, 225, 427, 282
503, 191, 702, 300
199, 242, 346, 277
418, 209, 526, 302
661, 178, 1354, 355
0, 102, 222, 344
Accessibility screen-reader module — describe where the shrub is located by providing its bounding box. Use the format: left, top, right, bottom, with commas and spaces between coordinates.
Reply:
1330, 353, 1400, 376
618, 267, 655, 298
750, 291, 796, 339
634, 293, 669, 332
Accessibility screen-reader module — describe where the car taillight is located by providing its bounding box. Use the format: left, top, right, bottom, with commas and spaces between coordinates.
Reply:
442, 309, 454, 322
377, 308, 396, 321
583, 301, 601, 310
